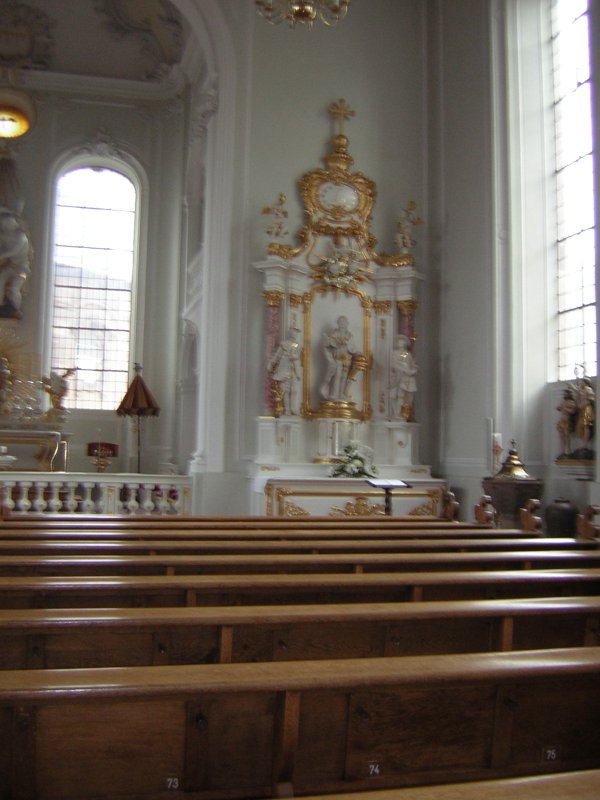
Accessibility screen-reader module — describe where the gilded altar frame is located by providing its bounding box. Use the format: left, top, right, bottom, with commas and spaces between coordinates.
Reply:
301, 284, 372, 421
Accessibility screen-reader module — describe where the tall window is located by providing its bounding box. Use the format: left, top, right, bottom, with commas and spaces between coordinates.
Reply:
49, 166, 137, 409
552, 0, 596, 379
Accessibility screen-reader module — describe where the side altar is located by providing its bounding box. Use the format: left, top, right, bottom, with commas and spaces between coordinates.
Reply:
252, 100, 446, 515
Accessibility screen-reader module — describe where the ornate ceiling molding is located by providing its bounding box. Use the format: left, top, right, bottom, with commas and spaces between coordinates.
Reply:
94, 0, 184, 80
0, 0, 55, 71
76, 128, 124, 160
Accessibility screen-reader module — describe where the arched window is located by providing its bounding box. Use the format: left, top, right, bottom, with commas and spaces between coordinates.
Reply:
48, 165, 138, 409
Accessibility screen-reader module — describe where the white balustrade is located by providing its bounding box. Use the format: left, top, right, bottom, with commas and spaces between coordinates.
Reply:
0, 473, 193, 516
32, 482, 48, 513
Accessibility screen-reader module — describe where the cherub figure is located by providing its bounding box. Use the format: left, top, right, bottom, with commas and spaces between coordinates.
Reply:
42, 367, 77, 411
395, 200, 424, 254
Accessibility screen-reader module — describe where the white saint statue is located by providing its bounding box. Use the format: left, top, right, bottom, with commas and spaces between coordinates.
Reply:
390, 334, 418, 420
0, 208, 33, 318
320, 315, 362, 402
267, 328, 301, 415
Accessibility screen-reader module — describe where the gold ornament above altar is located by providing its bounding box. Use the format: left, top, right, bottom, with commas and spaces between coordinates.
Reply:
268, 99, 418, 269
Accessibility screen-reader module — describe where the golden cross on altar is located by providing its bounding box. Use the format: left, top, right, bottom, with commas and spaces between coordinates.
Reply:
328, 98, 355, 136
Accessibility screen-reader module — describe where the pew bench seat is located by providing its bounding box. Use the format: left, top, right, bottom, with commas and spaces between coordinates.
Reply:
0, 568, 600, 608
1, 648, 599, 799
0, 527, 538, 541
0, 596, 598, 669
0, 536, 587, 556
1, 549, 600, 577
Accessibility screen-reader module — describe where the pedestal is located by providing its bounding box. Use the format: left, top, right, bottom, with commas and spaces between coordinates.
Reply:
256, 416, 302, 464
372, 421, 420, 466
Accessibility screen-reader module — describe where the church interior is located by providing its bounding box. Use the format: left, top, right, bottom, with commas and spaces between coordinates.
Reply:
0, 0, 595, 518
0, 0, 599, 797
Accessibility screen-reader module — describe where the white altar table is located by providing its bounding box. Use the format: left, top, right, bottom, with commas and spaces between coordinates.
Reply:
260, 477, 447, 518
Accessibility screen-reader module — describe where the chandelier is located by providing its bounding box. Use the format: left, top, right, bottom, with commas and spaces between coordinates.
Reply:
255, 1, 350, 28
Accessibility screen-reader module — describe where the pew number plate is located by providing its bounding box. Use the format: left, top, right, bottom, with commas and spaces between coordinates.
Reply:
542, 746, 560, 763
366, 761, 382, 777
165, 777, 180, 790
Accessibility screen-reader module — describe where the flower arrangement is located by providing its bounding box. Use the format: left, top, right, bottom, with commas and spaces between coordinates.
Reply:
330, 440, 378, 478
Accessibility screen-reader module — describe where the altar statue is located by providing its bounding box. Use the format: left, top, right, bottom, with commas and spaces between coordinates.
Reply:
556, 387, 578, 457
42, 367, 77, 412
390, 334, 418, 420
320, 315, 363, 402
267, 328, 301, 415
0, 208, 33, 319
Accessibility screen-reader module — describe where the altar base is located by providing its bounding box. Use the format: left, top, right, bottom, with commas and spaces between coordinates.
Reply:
258, 476, 447, 517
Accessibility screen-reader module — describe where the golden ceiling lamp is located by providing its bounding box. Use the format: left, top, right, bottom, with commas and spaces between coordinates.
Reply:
255, 0, 350, 28
0, 90, 35, 139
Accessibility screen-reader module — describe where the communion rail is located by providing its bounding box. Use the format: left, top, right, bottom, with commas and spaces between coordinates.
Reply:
0, 472, 192, 515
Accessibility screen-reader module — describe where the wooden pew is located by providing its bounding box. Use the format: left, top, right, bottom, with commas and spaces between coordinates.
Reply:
0, 536, 586, 556
1, 648, 599, 799
0, 526, 541, 541
0, 596, 598, 670
293, 769, 600, 800
0, 549, 599, 576
0, 568, 599, 609
0, 514, 495, 531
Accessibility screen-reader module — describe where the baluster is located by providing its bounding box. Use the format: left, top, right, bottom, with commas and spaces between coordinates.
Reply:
169, 484, 182, 515
124, 483, 139, 514
16, 482, 32, 513
179, 485, 191, 515
32, 481, 48, 513
47, 482, 63, 512
103, 483, 119, 514
95, 483, 107, 514
81, 482, 95, 513
155, 482, 170, 514
0, 481, 16, 514
64, 482, 79, 513
141, 483, 156, 514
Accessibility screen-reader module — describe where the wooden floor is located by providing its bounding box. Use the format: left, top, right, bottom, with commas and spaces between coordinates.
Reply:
0, 510, 598, 800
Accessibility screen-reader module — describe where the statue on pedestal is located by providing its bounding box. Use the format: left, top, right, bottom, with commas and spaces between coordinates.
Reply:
42, 367, 77, 418
320, 315, 363, 402
0, 207, 33, 319
556, 366, 595, 461
268, 328, 301, 416
389, 335, 418, 421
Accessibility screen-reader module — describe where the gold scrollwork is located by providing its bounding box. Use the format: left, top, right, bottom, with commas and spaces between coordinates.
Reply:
262, 290, 284, 306
408, 488, 443, 517
398, 300, 418, 317
288, 294, 303, 307
330, 495, 385, 517
409, 498, 437, 517
284, 501, 310, 517
372, 252, 414, 267
373, 301, 392, 315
